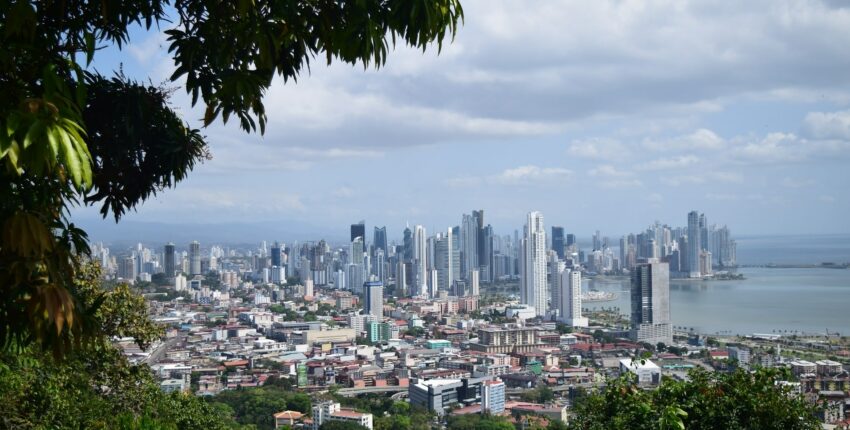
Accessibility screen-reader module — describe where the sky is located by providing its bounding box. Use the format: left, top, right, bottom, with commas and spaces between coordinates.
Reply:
75, 0, 850, 243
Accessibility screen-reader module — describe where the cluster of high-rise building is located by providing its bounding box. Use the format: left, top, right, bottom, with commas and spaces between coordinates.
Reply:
618, 211, 737, 278
95, 209, 733, 333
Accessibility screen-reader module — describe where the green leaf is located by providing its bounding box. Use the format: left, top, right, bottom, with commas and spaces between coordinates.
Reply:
84, 31, 96, 66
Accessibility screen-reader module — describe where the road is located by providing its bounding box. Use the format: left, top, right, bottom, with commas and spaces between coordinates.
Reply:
144, 335, 182, 366
336, 382, 596, 398
336, 386, 407, 397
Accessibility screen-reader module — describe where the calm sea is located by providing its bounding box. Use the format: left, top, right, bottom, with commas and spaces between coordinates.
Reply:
735, 234, 850, 265
584, 235, 850, 335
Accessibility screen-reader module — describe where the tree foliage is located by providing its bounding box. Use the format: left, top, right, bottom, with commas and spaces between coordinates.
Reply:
446, 414, 514, 430
320, 421, 369, 430
569, 368, 821, 430
210, 387, 312, 430
0, 0, 463, 357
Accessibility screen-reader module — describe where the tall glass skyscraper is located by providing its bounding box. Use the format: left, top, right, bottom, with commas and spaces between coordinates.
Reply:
164, 242, 175, 277
687, 211, 701, 278
351, 221, 365, 242
551, 226, 565, 259
189, 241, 201, 275
630, 262, 672, 344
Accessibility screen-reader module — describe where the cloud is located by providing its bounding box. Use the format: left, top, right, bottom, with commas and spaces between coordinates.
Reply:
819, 195, 836, 203
642, 129, 725, 152
588, 165, 631, 177
497, 165, 573, 184
638, 155, 700, 171
285, 147, 384, 159
781, 177, 816, 188
127, 32, 169, 65
332, 187, 356, 198
646, 193, 663, 204
568, 138, 630, 160
665, 171, 743, 186
598, 179, 643, 189
729, 132, 802, 164
802, 109, 850, 140
447, 165, 572, 187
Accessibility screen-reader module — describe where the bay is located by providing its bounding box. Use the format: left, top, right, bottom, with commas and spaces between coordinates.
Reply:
584, 267, 850, 336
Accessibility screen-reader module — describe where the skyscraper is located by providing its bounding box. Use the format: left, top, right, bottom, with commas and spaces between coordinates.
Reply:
551, 226, 565, 259
413, 225, 428, 296
351, 221, 366, 243
687, 211, 701, 278
164, 242, 176, 277
350, 237, 365, 294
435, 228, 459, 295
396, 259, 407, 298
270, 242, 282, 267
373, 226, 387, 256
559, 268, 587, 327
630, 262, 672, 345
481, 224, 494, 282
402, 226, 413, 263
461, 213, 478, 280
366, 281, 383, 319
189, 241, 201, 275
520, 211, 547, 317
548, 255, 565, 314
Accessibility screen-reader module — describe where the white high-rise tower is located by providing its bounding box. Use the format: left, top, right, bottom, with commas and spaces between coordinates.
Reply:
559, 269, 588, 327
520, 211, 547, 317
413, 225, 428, 296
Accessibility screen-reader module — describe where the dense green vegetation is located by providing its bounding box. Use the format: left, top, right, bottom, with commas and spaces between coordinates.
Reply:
208, 387, 311, 430
446, 414, 514, 430
331, 395, 433, 430
569, 367, 821, 430
320, 421, 370, 430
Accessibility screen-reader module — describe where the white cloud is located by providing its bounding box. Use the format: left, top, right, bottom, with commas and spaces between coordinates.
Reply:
820, 195, 836, 203
646, 193, 664, 204
447, 165, 572, 187
730, 132, 801, 163
802, 109, 850, 140
781, 177, 816, 188
285, 147, 384, 159
332, 187, 356, 198
665, 171, 743, 186
568, 138, 630, 160
642, 129, 725, 152
588, 165, 631, 177
496, 165, 573, 184
638, 155, 700, 171
599, 179, 643, 189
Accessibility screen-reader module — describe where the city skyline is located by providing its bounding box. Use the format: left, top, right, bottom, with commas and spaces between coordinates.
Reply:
69, 0, 849, 236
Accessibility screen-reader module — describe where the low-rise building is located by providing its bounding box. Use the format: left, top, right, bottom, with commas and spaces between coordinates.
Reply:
816, 360, 843, 376
482, 379, 506, 414
790, 360, 817, 377
312, 402, 373, 430
409, 377, 489, 415
619, 358, 661, 385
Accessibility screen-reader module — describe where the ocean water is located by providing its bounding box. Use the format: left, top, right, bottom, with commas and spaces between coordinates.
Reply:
735, 234, 850, 265
585, 267, 850, 336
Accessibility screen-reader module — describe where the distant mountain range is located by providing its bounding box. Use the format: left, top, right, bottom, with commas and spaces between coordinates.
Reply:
76, 218, 347, 247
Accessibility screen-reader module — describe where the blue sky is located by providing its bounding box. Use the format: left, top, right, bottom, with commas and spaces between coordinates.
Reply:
75, 0, 850, 241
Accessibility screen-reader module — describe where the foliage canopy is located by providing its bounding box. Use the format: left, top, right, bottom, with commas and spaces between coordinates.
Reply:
569, 367, 821, 430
